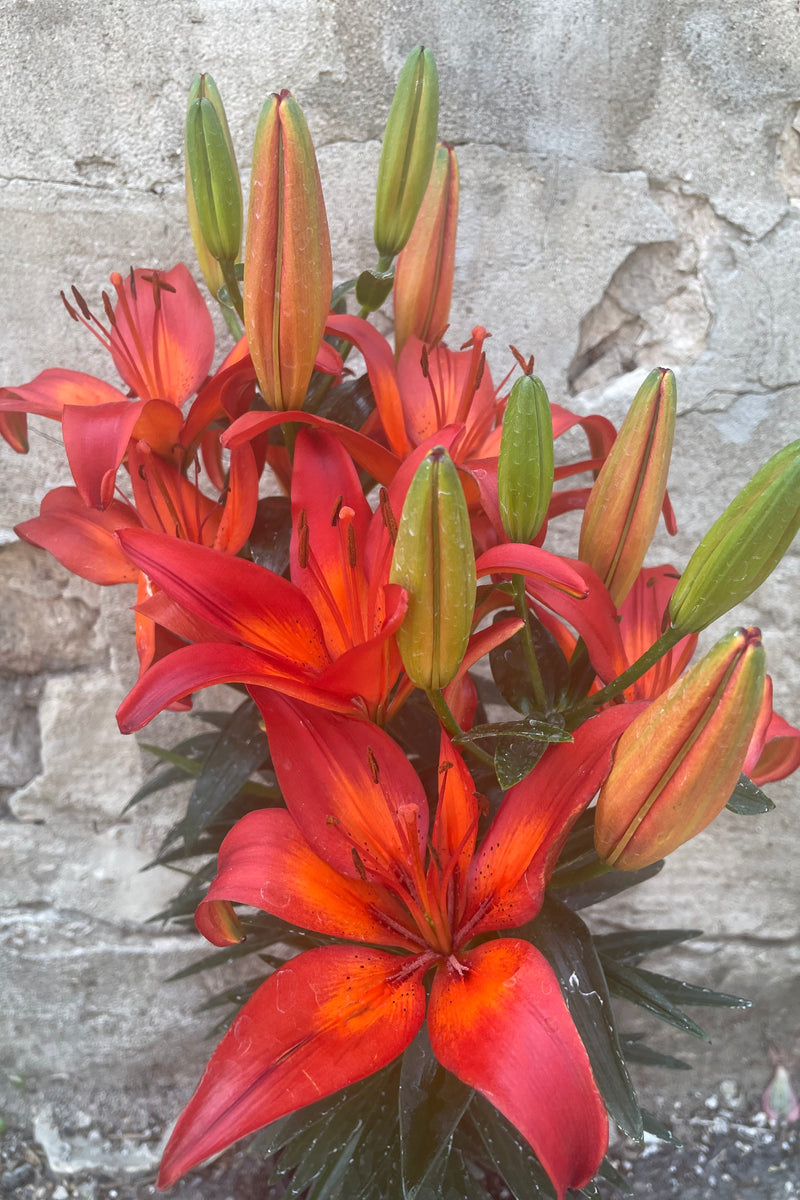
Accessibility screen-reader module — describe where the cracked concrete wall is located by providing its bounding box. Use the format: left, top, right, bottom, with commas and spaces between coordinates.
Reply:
1, 0, 799, 1158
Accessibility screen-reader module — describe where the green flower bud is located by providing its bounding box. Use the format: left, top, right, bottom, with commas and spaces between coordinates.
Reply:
389, 447, 476, 690
374, 46, 439, 261
669, 440, 800, 633
497, 374, 554, 544
185, 74, 242, 268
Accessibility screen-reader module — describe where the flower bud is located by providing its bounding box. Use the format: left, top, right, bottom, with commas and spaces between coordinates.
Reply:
669, 440, 800, 634
579, 368, 676, 607
185, 75, 242, 283
389, 447, 476, 690
244, 90, 332, 411
497, 374, 554, 544
374, 46, 439, 261
595, 626, 766, 870
393, 142, 458, 354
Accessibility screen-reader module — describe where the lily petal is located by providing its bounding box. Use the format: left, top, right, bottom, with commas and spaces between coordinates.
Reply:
196, 808, 418, 950
252, 693, 430, 881
465, 705, 642, 934
158, 944, 426, 1189
15, 487, 140, 585
428, 938, 607, 1200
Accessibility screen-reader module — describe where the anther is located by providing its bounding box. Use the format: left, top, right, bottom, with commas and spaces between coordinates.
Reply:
297, 510, 310, 570
346, 524, 357, 569
102, 291, 118, 326
128, 267, 137, 299
60, 291, 79, 321
351, 848, 368, 880
420, 344, 430, 379
509, 344, 535, 376
71, 286, 92, 320
330, 495, 343, 526
366, 747, 380, 784
379, 488, 398, 544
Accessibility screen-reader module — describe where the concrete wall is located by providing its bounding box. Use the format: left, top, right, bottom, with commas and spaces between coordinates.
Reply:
1, 0, 799, 1162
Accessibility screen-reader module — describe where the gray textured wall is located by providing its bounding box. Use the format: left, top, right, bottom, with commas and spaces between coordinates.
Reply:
1, 0, 799, 1166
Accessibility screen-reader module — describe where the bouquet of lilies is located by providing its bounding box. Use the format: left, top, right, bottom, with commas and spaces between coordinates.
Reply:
3, 47, 800, 1200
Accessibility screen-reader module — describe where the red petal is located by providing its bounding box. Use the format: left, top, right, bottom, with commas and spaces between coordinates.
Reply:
116, 529, 330, 667
325, 313, 411, 457
109, 264, 214, 403
116, 643, 357, 733
749, 707, 800, 785
212, 443, 258, 554
619, 565, 697, 699
223, 408, 400, 485
0, 368, 124, 420
196, 809, 418, 949
128, 442, 219, 542
431, 735, 478, 916
428, 939, 607, 1199
252, 693, 429, 881
158, 944, 426, 1189
476, 546, 628, 685
465, 706, 641, 933
14, 487, 141, 584
0, 410, 28, 452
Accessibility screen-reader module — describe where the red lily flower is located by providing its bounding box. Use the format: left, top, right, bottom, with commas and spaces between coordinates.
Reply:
116, 429, 409, 727
158, 697, 637, 1196
0, 265, 215, 507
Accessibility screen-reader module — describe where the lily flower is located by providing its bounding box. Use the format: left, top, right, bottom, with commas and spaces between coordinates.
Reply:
116, 428, 409, 728
158, 696, 636, 1196
0, 265, 215, 507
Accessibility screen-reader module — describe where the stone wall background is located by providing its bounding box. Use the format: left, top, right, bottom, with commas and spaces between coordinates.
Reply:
1, 0, 799, 1172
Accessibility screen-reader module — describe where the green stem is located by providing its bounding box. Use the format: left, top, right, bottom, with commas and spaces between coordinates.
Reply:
569, 626, 685, 723
220, 260, 244, 323
511, 575, 548, 711
426, 689, 494, 767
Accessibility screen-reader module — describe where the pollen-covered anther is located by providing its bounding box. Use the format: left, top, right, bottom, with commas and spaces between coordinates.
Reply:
366, 746, 380, 784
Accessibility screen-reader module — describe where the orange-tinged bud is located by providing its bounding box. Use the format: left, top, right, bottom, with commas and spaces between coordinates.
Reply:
393, 142, 458, 354
374, 46, 439, 260
595, 626, 766, 870
579, 368, 676, 606
389, 447, 476, 690
244, 90, 332, 411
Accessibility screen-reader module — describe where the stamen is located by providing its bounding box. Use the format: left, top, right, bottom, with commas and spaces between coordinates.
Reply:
330, 494, 343, 526
297, 510, 310, 569
379, 488, 398, 544
60, 291, 80, 321
367, 747, 380, 784
346, 524, 357, 569
71, 286, 92, 320
351, 848, 368, 880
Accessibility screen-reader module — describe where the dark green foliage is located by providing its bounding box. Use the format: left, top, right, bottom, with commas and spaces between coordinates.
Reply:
726, 773, 775, 814
249, 496, 292, 575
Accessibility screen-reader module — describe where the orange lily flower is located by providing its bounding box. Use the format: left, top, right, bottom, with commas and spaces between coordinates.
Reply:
157, 697, 636, 1196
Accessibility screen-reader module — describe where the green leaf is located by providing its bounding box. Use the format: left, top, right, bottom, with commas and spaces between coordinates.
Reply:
599, 957, 710, 1041
597, 1157, 632, 1195
399, 1025, 473, 1199
726, 772, 775, 814
177, 698, 270, 850
625, 966, 751, 1010
137, 744, 203, 776
593, 928, 702, 963
641, 1108, 681, 1146
494, 736, 546, 788
307, 373, 377, 432
619, 1034, 691, 1071
551, 860, 664, 910
527, 896, 642, 1140
489, 610, 570, 713
249, 496, 292, 575
124, 764, 194, 812
355, 266, 395, 312
469, 1095, 556, 1200
457, 716, 572, 745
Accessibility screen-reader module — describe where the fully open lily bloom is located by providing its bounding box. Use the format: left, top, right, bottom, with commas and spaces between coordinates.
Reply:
158, 696, 637, 1196
0, 265, 215, 507
116, 428, 409, 728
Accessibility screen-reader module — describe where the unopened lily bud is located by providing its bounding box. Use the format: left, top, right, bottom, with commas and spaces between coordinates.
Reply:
595, 626, 766, 870
669, 440, 800, 634
393, 142, 458, 354
497, 374, 554, 544
389, 447, 476, 690
244, 90, 332, 411
185, 75, 242, 280
374, 46, 439, 261
579, 368, 676, 607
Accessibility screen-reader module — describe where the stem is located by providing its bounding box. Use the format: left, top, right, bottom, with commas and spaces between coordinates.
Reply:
426, 689, 494, 767
511, 575, 548, 711
569, 626, 685, 723
220, 260, 244, 323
